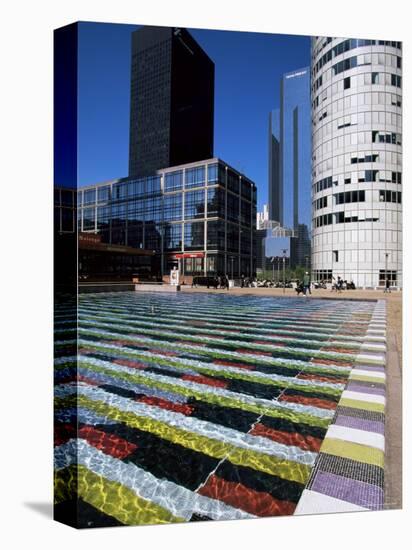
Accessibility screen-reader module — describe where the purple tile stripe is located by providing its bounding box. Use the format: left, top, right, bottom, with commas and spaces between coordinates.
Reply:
347, 381, 386, 396
334, 414, 385, 435
311, 471, 384, 510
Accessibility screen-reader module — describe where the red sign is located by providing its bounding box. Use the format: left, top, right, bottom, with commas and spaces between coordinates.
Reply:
79, 232, 102, 244
171, 252, 204, 259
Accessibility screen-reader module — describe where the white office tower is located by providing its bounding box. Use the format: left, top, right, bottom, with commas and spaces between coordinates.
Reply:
257, 204, 269, 229
311, 37, 402, 288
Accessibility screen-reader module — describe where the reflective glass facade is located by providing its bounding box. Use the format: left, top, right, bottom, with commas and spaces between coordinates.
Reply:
129, 27, 215, 178
78, 159, 257, 277
269, 68, 312, 268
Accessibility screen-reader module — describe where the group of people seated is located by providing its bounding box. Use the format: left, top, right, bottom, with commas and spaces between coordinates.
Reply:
331, 276, 356, 291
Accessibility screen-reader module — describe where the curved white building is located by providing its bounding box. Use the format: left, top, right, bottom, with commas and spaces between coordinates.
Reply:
311, 37, 402, 288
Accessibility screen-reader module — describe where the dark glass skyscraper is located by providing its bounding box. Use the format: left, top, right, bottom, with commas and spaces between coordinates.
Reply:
129, 26, 215, 178
268, 67, 311, 267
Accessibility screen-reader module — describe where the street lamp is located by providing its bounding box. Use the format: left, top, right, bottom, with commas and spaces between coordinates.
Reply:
271, 257, 275, 282
277, 256, 280, 283
282, 249, 287, 294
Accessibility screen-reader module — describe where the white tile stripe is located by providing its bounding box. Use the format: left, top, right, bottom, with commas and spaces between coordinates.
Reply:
294, 489, 368, 514
340, 390, 385, 406
325, 424, 385, 451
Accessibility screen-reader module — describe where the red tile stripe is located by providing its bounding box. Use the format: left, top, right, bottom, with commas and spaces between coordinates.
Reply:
113, 358, 147, 370
250, 422, 322, 453
137, 395, 193, 416
198, 474, 296, 517
181, 374, 228, 388
279, 394, 337, 410
78, 426, 137, 459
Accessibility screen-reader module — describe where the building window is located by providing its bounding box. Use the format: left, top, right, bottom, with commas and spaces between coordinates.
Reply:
165, 171, 183, 192
226, 193, 239, 223
332, 55, 357, 75
364, 170, 379, 182
227, 170, 240, 194
207, 164, 218, 184
344, 77, 350, 89
83, 189, 96, 205
97, 186, 110, 203
207, 187, 225, 218
184, 222, 204, 250
185, 166, 206, 189
164, 223, 182, 250
379, 270, 397, 287
184, 190, 205, 220
83, 208, 95, 230
163, 193, 182, 221
372, 72, 379, 84
379, 190, 401, 203
314, 196, 328, 210
314, 269, 332, 283
334, 190, 365, 205
207, 220, 225, 249
333, 250, 339, 263
392, 171, 402, 184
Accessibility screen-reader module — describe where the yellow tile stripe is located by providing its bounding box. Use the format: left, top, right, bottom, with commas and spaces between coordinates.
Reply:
349, 373, 385, 385
339, 397, 384, 413
55, 465, 184, 525
320, 438, 384, 469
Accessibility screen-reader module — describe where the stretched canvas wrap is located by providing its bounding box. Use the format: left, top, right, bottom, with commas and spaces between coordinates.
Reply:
54, 21, 402, 528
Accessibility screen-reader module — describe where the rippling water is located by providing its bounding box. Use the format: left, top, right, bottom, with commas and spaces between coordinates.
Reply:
54, 292, 375, 527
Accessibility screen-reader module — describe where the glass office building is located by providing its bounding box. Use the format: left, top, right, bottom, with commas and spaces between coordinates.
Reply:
78, 158, 257, 279
269, 68, 312, 268
129, 26, 215, 178
311, 37, 402, 288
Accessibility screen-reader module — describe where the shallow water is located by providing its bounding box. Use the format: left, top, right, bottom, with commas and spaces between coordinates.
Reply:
54, 292, 375, 526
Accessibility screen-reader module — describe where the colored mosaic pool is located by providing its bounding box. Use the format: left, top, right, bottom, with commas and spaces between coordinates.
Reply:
54, 292, 386, 527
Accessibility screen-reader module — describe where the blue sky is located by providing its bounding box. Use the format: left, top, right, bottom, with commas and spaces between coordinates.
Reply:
77, 22, 311, 209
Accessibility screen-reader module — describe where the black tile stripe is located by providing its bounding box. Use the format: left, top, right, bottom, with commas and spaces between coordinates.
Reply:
214, 460, 305, 504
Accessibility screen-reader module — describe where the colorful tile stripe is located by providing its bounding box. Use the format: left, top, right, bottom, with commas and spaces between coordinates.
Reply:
295, 300, 386, 514
54, 292, 385, 527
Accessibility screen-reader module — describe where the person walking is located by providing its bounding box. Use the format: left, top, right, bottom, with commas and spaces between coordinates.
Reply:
225, 274, 230, 291
303, 271, 310, 296
384, 276, 391, 293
